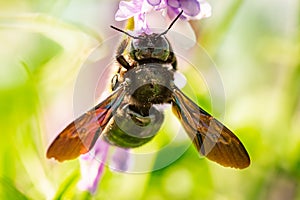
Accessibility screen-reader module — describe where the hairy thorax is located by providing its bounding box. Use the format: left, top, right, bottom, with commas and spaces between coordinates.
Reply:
124, 63, 175, 107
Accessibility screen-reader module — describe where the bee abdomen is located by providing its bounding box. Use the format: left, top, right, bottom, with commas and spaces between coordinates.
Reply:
103, 105, 164, 148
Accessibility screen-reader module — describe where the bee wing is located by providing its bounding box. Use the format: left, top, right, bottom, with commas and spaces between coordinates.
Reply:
172, 87, 250, 169
46, 87, 126, 162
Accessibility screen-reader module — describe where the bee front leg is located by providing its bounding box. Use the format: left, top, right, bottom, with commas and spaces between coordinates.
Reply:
116, 38, 132, 70
170, 53, 177, 70
116, 56, 132, 70
111, 38, 132, 90
167, 44, 177, 70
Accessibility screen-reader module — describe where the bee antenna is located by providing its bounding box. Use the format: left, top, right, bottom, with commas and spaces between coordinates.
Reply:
157, 10, 183, 37
110, 25, 140, 39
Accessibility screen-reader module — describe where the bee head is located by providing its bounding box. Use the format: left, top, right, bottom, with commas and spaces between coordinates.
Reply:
130, 33, 170, 61
111, 10, 183, 62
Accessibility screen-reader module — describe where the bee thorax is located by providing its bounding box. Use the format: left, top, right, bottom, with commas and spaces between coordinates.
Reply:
125, 64, 174, 106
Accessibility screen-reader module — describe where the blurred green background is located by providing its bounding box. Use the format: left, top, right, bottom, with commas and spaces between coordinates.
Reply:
0, 0, 299, 199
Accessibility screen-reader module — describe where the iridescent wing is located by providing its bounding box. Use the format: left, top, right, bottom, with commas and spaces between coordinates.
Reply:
46, 87, 126, 162
172, 87, 250, 169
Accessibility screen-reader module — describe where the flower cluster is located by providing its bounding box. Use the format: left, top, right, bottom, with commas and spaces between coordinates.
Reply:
115, 0, 211, 32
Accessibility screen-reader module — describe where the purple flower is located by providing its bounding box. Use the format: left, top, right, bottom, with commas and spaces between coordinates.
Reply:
115, 0, 153, 32
166, 0, 211, 19
110, 147, 133, 172
77, 138, 133, 194
147, 0, 162, 6
77, 139, 109, 194
115, 0, 211, 31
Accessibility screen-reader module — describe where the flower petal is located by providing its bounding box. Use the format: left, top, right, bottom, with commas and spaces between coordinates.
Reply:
147, 0, 162, 6
179, 0, 200, 17
77, 159, 105, 194
167, 7, 186, 20
167, 0, 180, 8
167, 0, 211, 20
115, 0, 142, 21
110, 147, 133, 172
77, 139, 110, 194
141, 0, 156, 13
134, 13, 151, 33
193, 0, 212, 19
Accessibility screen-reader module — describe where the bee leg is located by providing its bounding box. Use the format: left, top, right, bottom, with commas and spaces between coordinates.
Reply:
116, 55, 132, 70
116, 37, 129, 54
171, 58, 177, 70
165, 41, 177, 70
116, 38, 132, 70
111, 74, 119, 90
167, 51, 177, 70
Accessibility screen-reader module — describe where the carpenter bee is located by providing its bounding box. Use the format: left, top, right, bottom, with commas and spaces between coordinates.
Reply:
47, 11, 250, 169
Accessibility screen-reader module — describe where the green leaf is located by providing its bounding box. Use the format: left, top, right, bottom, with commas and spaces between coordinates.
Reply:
53, 170, 79, 200
0, 176, 29, 200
